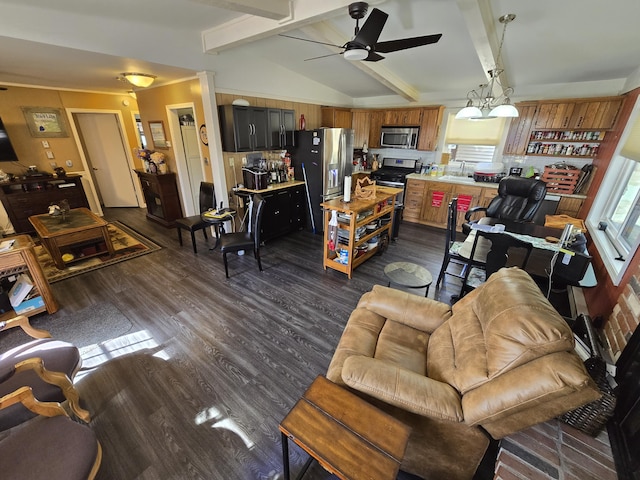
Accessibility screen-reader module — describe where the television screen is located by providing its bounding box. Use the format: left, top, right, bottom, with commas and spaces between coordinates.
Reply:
0, 117, 19, 162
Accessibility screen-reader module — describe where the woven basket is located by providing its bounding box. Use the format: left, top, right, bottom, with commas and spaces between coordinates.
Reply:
559, 314, 617, 436
559, 356, 616, 436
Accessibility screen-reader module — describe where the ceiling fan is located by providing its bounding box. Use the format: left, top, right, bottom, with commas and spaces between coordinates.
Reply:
280, 2, 442, 62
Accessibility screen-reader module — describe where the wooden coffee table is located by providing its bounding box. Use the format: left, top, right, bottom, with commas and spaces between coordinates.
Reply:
29, 208, 115, 269
279, 375, 411, 480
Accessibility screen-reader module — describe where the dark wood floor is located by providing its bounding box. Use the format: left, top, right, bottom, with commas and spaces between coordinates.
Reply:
43, 208, 464, 480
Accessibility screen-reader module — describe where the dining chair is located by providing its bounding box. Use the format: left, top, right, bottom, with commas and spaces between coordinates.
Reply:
462, 176, 547, 235
436, 197, 471, 288
175, 182, 236, 254
458, 229, 533, 298
0, 386, 102, 480
0, 315, 90, 431
219, 194, 266, 278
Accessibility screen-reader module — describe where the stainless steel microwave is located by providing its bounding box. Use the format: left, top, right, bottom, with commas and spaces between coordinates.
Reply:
380, 126, 420, 149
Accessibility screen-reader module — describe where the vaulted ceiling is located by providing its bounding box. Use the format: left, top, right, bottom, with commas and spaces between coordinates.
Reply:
1, 0, 639, 108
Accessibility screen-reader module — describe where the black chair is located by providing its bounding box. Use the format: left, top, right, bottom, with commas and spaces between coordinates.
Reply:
462, 177, 547, 235
175, 182, 234, 254
436, 198, 472, 288
219, 194, 265, 278
458, 229, 533, 298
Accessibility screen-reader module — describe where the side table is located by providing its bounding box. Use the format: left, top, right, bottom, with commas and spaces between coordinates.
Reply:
279, 375, 410, 480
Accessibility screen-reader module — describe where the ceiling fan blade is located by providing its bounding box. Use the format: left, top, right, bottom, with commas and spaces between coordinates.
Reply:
279, 33, 344, 49
363, 51, 385, 62
375, 34, 442, 53
304, 52, 344, 61
353, 8, 388, 47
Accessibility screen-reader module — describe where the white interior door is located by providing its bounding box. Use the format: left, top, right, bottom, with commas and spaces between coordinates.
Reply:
75, 113, 138, 207
181, 125, 205, 208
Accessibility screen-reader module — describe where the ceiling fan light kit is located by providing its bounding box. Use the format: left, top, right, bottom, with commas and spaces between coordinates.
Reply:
121, 72, 156, 88
281, 2, 442, 63
455, 14, 519, 120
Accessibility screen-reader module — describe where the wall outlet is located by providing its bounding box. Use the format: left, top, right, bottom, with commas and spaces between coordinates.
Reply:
229, 157, 235, 167
46, 151, 55, 159
41, 140, 49, 148
49, 161, 57, 168
66, 160, 73, 167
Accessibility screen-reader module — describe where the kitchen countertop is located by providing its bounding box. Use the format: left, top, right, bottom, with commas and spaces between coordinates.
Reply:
235, 180, 305, 194
405, 173, 586, 199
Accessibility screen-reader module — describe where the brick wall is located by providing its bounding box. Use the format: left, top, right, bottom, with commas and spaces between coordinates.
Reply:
603, 262, 640, 361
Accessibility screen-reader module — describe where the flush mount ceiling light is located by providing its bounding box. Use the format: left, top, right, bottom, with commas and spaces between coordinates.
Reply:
121, 72, 156, 88
455, 14, 519, 120
343, 45, 369, 61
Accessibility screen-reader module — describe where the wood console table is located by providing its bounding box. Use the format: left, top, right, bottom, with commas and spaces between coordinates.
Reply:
279, 375, 410, 480
320, 186, 403, 278
0, 235, 58, 319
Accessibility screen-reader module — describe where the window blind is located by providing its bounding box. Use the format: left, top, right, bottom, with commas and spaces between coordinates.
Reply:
620, 113, 640, 162
444, 113, 506, 146
452, 145, 496, 164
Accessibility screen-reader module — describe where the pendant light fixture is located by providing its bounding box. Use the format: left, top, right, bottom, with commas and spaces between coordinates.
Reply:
121, 72, 156, 88
455, 14, 518, 120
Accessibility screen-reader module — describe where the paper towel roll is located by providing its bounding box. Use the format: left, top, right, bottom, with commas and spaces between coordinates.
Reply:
343, 176, 352, 202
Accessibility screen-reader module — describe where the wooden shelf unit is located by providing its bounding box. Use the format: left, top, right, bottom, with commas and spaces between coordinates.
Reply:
321, 186, 402, 278
0, 235, 58, 320
134, 170, 183, 227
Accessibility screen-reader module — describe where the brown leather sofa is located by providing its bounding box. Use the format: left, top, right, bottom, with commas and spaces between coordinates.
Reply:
327, 267, 600, 480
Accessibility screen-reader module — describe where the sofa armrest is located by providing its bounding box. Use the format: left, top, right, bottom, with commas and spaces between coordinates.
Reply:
342, 356, 463, 422
358, 285, 452, 333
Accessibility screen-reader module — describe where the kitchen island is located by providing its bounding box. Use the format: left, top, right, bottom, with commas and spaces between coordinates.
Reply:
404, 173, 587, 230
321, 186, 402, 278
235, 180, 306, 241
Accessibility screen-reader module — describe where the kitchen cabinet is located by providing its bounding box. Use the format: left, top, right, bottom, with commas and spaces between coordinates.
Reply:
267, 108, 296, 149
0, 174, 90, 234
321, 107, 352, 129
404, 178, 426, 222
368, 111, 385, 148
503, 103, 538, 155
218, 105, 269, 152
452, 184, 483, 229
351, 110, 371, 149
384, 109, 422, 126
417, 106, 444, 151
534, 102, 575, 130
479, 187, 499, 208
135, 171, 183, 227
320, 186, 402, 279
244, 182, 305, 242
422, 183, 454, 227
0, 235, 58, 320
569, 98, 624, 130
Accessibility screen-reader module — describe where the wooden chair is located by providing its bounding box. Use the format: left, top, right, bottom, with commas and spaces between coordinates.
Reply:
0, 386, 102, 480
175, 182, 235, 254
436, 198, 471, 288
0, 315, 90, 431
219, 195, 265, 278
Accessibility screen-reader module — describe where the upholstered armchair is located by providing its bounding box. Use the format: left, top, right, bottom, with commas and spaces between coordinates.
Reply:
327, 268, 600, 480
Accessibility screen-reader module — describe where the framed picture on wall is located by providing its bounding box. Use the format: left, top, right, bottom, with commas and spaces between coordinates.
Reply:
149, 120, 168, 149
21, 107, 69, 138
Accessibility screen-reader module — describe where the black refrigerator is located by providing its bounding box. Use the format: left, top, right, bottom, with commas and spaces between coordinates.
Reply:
290, 128, 354, 233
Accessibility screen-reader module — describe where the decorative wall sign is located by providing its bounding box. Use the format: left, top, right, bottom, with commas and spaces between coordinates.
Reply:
21, 107, 69, 138
199, 124, 208, 145
149, 120, 168, 149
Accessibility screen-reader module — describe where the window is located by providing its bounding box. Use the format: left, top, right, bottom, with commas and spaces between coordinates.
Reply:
587, 96, 640, 285
443, 113, 504, 172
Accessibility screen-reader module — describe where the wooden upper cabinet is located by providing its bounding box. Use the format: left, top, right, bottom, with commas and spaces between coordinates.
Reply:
417, 106, 444, 151
368, 111, 385, 148
351, 110, 371, 149
534, 102, 575, 129
503, 103, 538, 155
384, 109, 422, 126
321, 107, 353, 129
569, 98, 624, 130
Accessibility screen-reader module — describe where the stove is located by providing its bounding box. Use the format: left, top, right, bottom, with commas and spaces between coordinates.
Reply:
369, 158, 419, 240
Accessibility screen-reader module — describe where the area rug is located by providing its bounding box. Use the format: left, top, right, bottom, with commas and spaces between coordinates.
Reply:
0, 301, 133, 351
35, 221, 161, 283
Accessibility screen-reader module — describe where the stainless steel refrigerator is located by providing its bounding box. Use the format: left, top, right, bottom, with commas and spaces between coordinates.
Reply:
290, 128, 354, 233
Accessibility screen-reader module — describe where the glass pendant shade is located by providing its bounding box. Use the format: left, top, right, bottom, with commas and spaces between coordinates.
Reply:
455, 104, 483, 119
489, 103, 519, 118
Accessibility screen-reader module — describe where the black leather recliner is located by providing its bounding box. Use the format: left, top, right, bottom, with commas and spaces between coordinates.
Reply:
462, 176, 547, 235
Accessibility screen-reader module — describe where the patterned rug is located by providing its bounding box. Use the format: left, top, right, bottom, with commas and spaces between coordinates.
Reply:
35, 221, 161, 283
